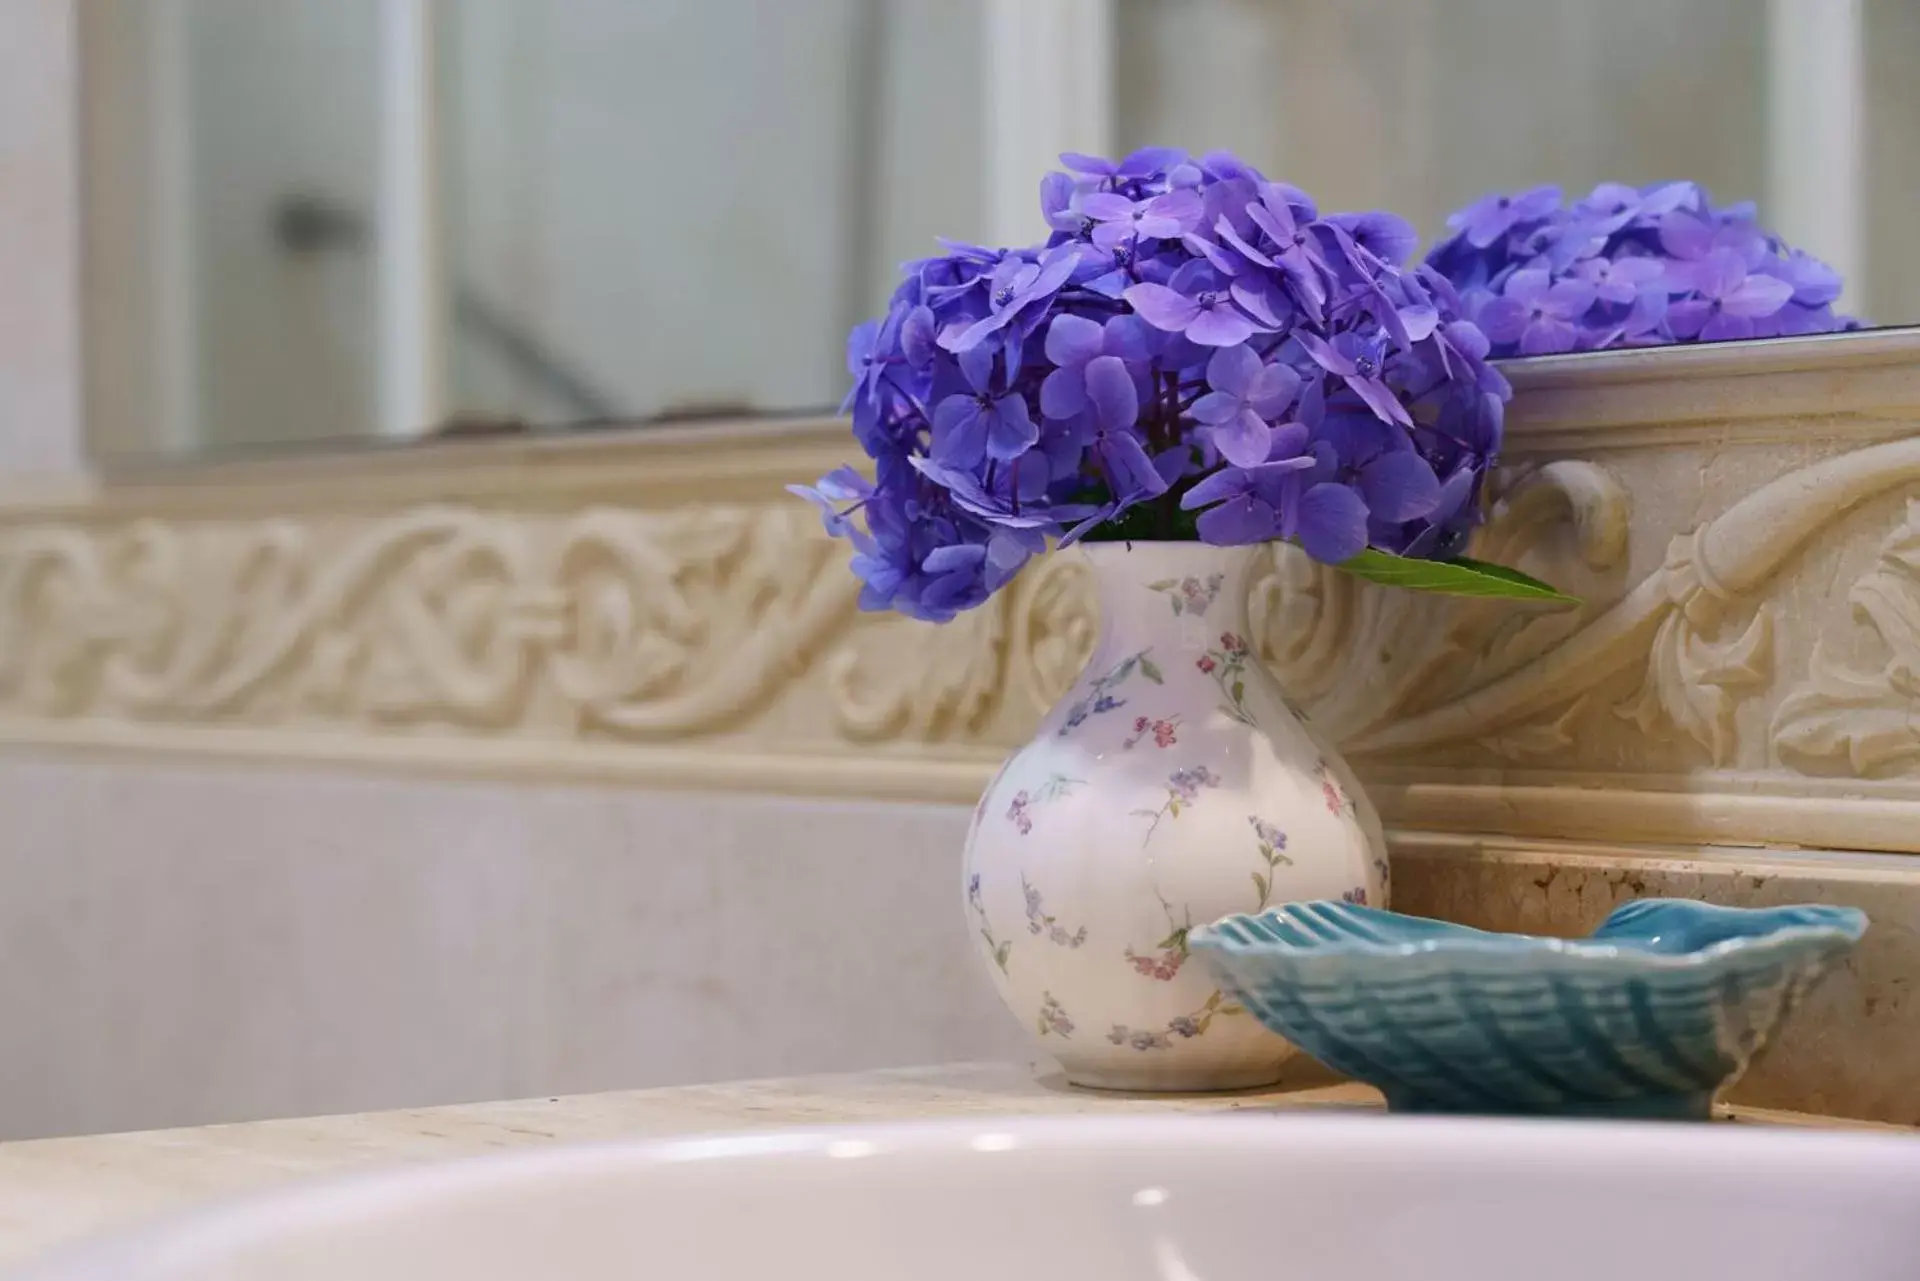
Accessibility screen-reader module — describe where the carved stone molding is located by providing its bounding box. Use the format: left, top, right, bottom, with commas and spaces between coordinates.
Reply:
6, 333, 1920, 854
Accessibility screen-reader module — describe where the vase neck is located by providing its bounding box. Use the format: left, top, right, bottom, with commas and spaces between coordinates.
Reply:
1078, 542, 1258, 660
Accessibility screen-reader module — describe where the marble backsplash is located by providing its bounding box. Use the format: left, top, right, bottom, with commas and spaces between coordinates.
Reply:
1393, 835, 1919, 1125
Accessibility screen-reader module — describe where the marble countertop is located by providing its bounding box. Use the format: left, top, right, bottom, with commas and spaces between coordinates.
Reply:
0, 1061, 1892, 1271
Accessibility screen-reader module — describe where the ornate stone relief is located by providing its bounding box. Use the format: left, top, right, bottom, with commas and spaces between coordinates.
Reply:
6, 334, 1920, 853
1774, 495, 1920, 778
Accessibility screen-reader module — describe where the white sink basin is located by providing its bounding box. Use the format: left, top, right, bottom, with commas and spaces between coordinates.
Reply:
16, 1115, 1920, 1280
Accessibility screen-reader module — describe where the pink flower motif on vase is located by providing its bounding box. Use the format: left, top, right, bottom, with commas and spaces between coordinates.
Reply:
1145, 572, 1226, 617
1006, 773, 1085, 836
1197, 632, 1255, 725
1123, 888, 1193, 981
1122, 715, 1181, 750
1315, 757, 1355, 818
1006, 790, 1033, 834
1342, 887, 1369, 906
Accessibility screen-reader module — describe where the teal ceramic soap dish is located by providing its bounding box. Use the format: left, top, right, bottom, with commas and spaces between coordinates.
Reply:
1190, 899, 1867, 1120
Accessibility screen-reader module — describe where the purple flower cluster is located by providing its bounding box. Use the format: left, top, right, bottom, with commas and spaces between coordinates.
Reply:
1427, 182, 1857, 357
796, 148, 1511, 621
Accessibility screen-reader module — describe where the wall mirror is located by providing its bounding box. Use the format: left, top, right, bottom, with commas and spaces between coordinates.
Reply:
79, 0, 1919, 463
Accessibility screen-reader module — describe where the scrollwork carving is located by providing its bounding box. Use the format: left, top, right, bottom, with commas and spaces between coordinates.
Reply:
1339, 437, 1920, 768
1774, 497, 1920, 776
0, 503, 860, 740
6, 430, 1920, 803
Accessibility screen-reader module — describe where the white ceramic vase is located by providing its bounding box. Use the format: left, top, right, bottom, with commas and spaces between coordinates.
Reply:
963, 541, 1388, 1091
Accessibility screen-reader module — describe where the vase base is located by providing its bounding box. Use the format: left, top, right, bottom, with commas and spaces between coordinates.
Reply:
1062, 1062, 1289, 1095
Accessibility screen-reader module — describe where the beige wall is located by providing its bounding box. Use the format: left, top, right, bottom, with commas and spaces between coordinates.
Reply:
0, 751, 1022, 1140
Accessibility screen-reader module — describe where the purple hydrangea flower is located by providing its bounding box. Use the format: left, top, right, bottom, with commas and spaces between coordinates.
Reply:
1476, 268, 1598, 356
1447, 184, 1561, 249
1428, 180, 1855, 359
1126, 260, 1267, 347
803, 148, 1537, 620
1191, 344, 1301, 467
930, 346, 1036, 466
1039, 314, 1153, 419
1080, 189, 1203, 253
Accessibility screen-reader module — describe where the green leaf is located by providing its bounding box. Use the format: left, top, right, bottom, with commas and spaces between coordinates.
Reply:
1138, 657, 1164, 684
995, 942, 1011, 972
1251, 871, 1269, 904
1334, 549, 1578, 603
1146, 579, 1178, 591
1230, 678, 1244, 704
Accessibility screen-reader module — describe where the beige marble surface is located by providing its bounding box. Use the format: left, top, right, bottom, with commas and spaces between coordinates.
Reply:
1393, 836, 1920, 1126
0, 1061, 1891, 1274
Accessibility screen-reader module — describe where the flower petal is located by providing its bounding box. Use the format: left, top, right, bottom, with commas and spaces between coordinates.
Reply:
1124, 282, 1201, 333
1189, 390, 1241, 426
1039, 367, 1087, 420
1084, 355, 1139, 430
1098, 431, 1169, 501
1476, 297, 1529, 345
1245, 363, 1302, 419
1204, 343, 1260, 397
984, 394, 1038, 462
1197, 495, 1281, 545
1518, 316, 1579, 356
930, 395, 988, 468
1212, 409, 1273, 469
1185, 305, 1256, 347
1348, 375, 1415, 428
1293, 482, 1370, 564
1044, 313, 1106, 369
1079, 191, 1135, 221
1179, 467, 1250, 511
1360, 451, 1441, 523
1721, 272, 1794, 318
1503, 268, 1552, 307
1296, 331, 1352, 375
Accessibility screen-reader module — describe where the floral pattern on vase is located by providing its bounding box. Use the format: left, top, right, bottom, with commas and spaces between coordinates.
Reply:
1106, 990, 1243, 1051
963, 542, 1386, 1093
1023, 874, 1088, 948
1037, 991, 1075, 1039
1247, 817, 1292, 911
1122, 715, 1181, 750
1130, 765, 1223, 844
967, 873, 1012, 974
1006, 773, 1085, 835
1124, 887, 1195, 981
1197, 633, 1256, 725
1058, 650, 1163, 736
1146, 573, 1227, 617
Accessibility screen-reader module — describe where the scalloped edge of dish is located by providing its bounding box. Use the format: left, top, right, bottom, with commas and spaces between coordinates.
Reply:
1189, 898, 1868, 975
